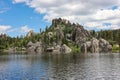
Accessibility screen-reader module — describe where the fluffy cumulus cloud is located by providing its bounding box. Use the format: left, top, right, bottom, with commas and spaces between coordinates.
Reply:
13, 0, 120, 30
0, 25, 12, 34
0, 25, 33, 36
20, 25, 32, 33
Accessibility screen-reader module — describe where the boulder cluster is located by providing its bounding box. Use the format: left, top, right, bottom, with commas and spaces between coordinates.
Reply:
81, 38, 112, 53
27, 42, 72, 54
27, 41, 43, 54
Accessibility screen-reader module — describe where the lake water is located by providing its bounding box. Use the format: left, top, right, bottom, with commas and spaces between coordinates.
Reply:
0, 53, 120, 80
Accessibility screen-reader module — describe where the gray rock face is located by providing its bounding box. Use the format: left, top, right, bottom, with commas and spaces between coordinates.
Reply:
81, 38, 112, 53
52, 18, 91, 45
45, 45, 60, 54
54, 45, 61, 52
27, 41, 43, 54
56, 29, 64, 45
60, 44, 72, 53
72, 25, 91, 45
99, 38, 112, 53
27, 41, 35, 53
91, 38, 99, 53
34, 42, 42, 54
46, 44, 71, 54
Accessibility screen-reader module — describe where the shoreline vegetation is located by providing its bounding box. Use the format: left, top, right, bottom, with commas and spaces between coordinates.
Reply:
0, 18, 120, 54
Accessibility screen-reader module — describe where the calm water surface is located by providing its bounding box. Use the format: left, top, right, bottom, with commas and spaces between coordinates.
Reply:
0, 53, 120, 80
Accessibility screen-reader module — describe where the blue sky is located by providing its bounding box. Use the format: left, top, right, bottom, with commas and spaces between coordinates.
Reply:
0, 0, 120, 37
0, 0, 50, 37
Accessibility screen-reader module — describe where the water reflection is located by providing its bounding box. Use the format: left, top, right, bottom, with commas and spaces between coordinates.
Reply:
0, 53, 120, 80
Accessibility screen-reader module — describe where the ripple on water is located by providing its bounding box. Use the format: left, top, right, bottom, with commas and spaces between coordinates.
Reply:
0, 53, 120, 80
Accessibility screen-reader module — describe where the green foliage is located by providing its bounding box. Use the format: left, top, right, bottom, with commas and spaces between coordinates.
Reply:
68, 42, 80, 53
97, 29, 120, 52
62, 38, 68, 45
97, 29, 120, 45
71, 45, 80, 53
112, 45, 120, 52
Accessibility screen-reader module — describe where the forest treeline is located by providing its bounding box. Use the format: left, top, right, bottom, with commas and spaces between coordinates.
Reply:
92, 29, 120, 45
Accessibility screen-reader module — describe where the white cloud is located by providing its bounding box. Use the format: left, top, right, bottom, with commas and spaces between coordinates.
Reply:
93, 9, 120, 20
84, 22, 120, 30
0, 25, 33, 37
0, 25, 12, 34
20, 25, 32, 33
13, 0, 120, 30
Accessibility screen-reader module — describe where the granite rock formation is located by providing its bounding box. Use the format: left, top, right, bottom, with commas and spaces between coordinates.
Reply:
81, 38, 112, 53
27, 41, 43, 54
26, 18, 112, 54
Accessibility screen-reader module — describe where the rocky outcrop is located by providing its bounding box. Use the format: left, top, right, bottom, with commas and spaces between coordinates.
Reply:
27, 41, 36, 53
56, 29, 64, 45
52, 18, 70, 27
81, 38, 112, 53
53, 45, 61, 53
72, 24, 91, 45
26, 18, 112, 54
27, 41, 43, 54
34, 42, 43, 54
46, 44, 72, 54
99, 38, 112, 53
52, 18, 91, 45
91, 38, 99, 53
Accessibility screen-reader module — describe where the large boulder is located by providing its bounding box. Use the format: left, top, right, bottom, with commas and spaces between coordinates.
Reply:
45, 44, 72, 54
60, 44, 72, 53
34, 42, 43, 54
54, 45, 61, 53
27, 41, 43, 54
46, 47, 54, 52
99, 38, 112, 53
81, 38, 112, 53
27, 41, 35, 53
81, 38, 99, 53
107, 45, 112, 52
91, 38, 99, 53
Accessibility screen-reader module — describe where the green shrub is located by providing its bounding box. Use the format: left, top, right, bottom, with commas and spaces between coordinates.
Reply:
112, 45, 120, 52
